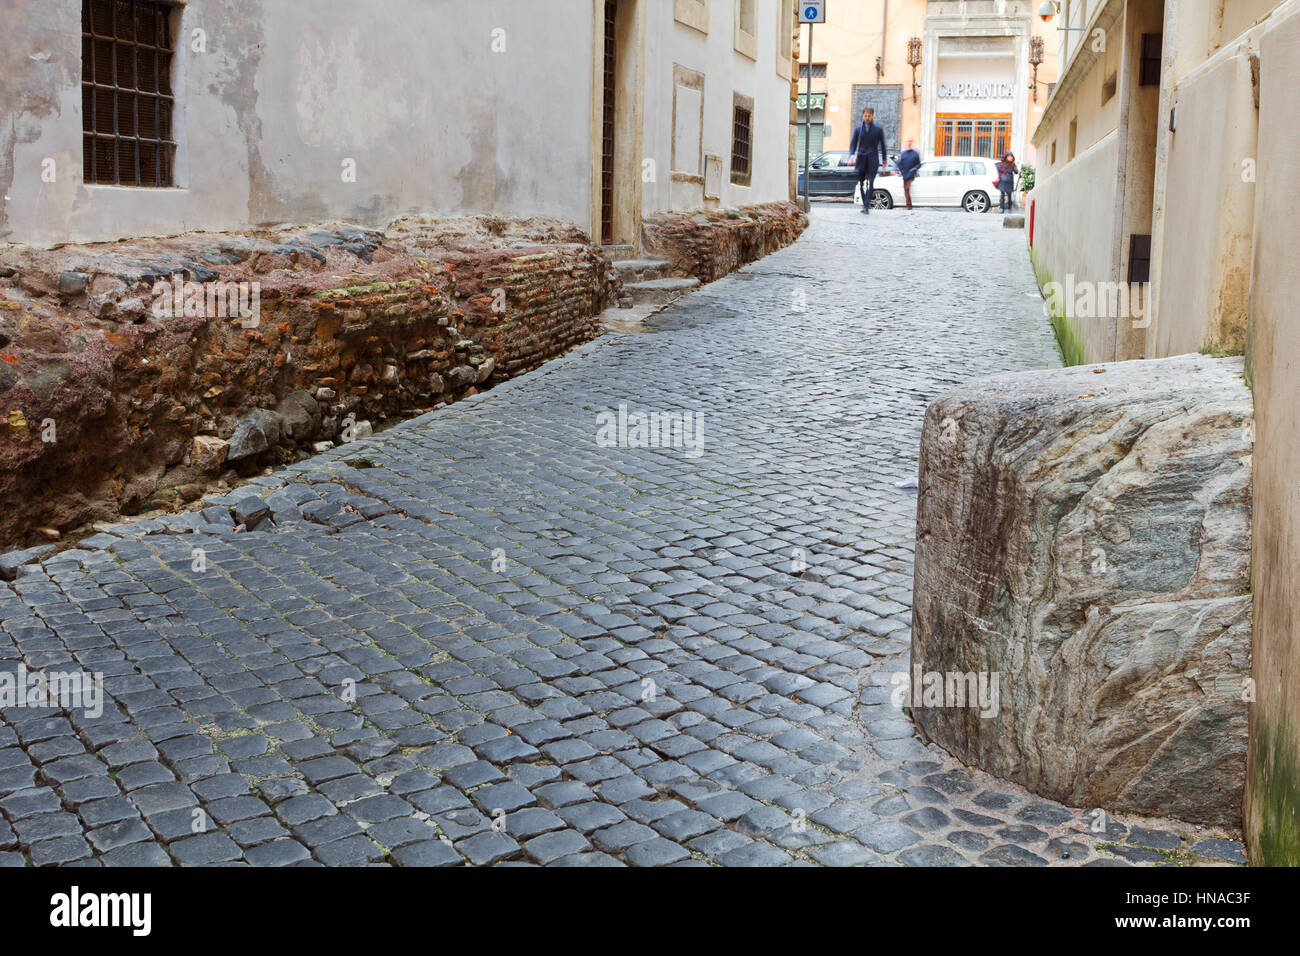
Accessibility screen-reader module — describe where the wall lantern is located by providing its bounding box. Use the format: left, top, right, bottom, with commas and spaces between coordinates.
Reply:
907, 37, 922, 103
1028, 35, 1045, 102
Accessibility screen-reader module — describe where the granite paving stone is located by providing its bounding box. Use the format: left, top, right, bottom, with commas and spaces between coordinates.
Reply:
0, 207, 1239, 867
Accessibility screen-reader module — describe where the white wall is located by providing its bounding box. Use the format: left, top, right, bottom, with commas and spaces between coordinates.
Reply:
644, 0, 793, 214
1147, 40, 1258, 357
2, 0, 598, 246
1030, 129, 1120, 361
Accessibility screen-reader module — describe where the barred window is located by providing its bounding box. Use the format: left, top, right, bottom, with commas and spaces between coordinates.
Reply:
798, 63, 828, 80
82, 0, 177, 187
731, 101, 752, 185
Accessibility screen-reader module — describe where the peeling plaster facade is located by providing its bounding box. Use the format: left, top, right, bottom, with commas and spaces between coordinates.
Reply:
2, 0, 798, 248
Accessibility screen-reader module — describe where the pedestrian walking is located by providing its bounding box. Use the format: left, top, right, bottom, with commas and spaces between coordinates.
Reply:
997, 152, 1019, 213
896, 139, 921, 211
849, 107, 889, 215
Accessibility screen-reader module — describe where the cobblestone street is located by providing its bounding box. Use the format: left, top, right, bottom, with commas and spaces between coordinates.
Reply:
0, 205, 1246, 867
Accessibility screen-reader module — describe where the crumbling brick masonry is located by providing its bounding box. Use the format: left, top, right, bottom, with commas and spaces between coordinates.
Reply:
0, 217, 619, 547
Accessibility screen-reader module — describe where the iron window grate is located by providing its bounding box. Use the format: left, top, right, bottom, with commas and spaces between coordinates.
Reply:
731, 106, 752, 179
600, 0, 617, 243
82, 0, 177, 187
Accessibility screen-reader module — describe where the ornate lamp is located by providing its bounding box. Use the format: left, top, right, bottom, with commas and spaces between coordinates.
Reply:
1029, 35, 1045, 101
907, 37, 922, 103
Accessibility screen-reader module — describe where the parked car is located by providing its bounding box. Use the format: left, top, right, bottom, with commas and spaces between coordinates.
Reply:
798, 151, 899, 198
869, 156, 1000, 212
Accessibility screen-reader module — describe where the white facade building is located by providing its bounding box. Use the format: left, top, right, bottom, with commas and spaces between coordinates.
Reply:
0, 0, 797, 248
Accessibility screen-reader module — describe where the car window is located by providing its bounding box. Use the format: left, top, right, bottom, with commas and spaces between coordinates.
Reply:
916, 164, 941, 177
965, 162, 986, 176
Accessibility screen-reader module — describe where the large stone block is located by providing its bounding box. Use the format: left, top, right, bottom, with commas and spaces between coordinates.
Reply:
911, 355, 1252, 827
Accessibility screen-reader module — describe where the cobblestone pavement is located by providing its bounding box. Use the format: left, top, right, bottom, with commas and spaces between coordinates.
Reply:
0, 205, 1247, 867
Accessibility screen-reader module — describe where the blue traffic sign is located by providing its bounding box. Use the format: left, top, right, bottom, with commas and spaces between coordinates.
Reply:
800, 2, 826, 24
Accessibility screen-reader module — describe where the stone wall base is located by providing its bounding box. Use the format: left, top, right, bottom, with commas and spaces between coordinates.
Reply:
642, 202, 808, 283
0, 217, 619, 548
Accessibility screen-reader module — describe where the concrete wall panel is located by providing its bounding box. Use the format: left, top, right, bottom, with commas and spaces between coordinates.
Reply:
1244, 0, 1300, 867
1148, 45, 1258, 357
1029, 129, 1119, 363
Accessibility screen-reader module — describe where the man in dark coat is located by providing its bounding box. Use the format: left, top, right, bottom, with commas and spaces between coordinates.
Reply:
896, 139, 921, 210
849, 107, 889, 215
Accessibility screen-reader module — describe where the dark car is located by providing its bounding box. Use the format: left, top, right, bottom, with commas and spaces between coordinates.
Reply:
798, 151, 901, 198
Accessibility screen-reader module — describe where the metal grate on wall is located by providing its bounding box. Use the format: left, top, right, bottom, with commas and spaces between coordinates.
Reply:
82, 0, 176, 187
600, 0, 617, 243
731, 107, 752, 179
935, 116, 1012, 159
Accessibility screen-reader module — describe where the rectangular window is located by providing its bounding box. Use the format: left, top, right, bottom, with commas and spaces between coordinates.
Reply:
1068, 117, 1078, 160
82, 0, 177, 187
934, 114, 1011, 159
734, 0, 757, 59
1102, 71, 1117, 105
672, 65, 705, 179
798, 63, 828, 80
675, 0, 709, 34
778, 0, 795, 74
1128, 233, 1152, 283
731, 96, 753, 186
1139, 33, 1163, 86
737, 0, 756, 35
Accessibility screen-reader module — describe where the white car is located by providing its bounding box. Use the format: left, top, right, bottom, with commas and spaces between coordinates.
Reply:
868, 156, 1004, 213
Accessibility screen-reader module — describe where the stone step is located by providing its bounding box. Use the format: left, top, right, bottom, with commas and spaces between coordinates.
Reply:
624, 276, 701, 306
612, 258, 673, 282
601, 243, 637, 262
598, 301, 664, 334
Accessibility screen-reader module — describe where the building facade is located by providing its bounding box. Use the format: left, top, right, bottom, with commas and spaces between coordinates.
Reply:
0, 0, 799, 249
1029, 0, 1300, 865
795, 0, 1059, 164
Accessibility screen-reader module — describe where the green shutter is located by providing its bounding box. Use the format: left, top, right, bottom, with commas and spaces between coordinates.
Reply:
796, 124, 825, 163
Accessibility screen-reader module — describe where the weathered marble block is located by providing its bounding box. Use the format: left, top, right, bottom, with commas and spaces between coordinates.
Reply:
911, 355, 1252, 827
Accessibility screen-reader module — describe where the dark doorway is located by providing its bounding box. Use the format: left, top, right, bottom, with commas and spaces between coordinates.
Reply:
601, 0, 618, 244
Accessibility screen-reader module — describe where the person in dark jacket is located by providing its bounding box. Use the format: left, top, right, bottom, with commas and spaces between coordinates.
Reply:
996, 152, 1019, 212
896, 139, 921, 210
849, 107, 889, 215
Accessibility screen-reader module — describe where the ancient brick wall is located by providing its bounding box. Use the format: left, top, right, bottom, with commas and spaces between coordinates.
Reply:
0, 219, 617, 547
641, 202, 808, 284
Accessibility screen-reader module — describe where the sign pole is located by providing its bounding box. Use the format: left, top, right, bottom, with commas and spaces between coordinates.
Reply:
803, 21, 813, 205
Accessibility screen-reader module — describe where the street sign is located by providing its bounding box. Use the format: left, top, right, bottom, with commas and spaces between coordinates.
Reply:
799, 2, 825, 208
799, 2, 825, 24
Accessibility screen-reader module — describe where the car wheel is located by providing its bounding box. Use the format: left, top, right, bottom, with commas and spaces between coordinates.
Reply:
870, 190, 893, 210
962, 190, 990, 213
